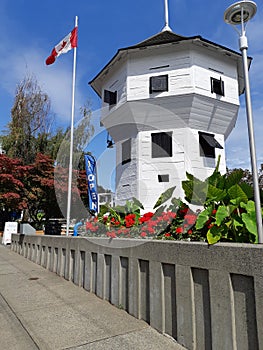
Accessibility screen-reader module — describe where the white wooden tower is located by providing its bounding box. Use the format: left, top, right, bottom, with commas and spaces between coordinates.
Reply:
89, 5, 250, 211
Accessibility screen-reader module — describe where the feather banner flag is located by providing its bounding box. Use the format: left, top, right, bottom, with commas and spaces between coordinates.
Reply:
84, 154, 98, 214
46, 27, 78, 65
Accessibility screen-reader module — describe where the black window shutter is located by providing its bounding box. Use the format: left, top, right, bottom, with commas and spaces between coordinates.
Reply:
150, 75, 168, 93
104, 90, 117, 105
199, 132, 223, 158
211, 77, 224, 96
152, 132, 172, 158
122, 139, 131, 165
158, 174, 169, 182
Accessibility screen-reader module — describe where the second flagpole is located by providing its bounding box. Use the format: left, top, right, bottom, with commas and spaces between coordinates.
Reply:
66, 15, 78, 236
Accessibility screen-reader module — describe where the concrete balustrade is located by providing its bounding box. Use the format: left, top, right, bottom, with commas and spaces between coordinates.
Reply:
11, 234, 263, 350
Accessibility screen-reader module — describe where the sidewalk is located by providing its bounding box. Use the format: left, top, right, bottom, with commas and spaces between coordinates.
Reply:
0, 244, 187, 350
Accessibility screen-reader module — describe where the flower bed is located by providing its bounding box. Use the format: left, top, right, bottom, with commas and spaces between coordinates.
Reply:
84, 161, 262, 244
85, 202, 202, 241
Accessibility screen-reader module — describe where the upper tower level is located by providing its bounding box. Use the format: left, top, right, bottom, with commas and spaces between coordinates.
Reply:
89, 30, 251, 139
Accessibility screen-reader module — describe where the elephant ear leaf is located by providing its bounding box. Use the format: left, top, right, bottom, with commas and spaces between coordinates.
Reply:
215, 205, 229, 226
241, 201, 258, 241
99, 204, 109, 216
195, 206, 212, 230
206, 185, 226, 203
132, 197, 144, 210
228, 184, 248, 204
153, 186, 176, 209
225, 169, 244, 189
207, 225, 223, 245
182, 176, 208, 206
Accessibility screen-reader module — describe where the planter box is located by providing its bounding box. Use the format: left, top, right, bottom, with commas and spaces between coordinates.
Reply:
10, 234, 263, 350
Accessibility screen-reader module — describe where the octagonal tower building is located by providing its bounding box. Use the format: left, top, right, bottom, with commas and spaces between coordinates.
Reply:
89, 29, 249, 211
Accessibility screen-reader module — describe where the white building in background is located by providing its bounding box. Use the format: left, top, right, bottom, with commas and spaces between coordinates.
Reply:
89, 30, 249, 212
0, 142, 6, 155
98, 192, 115, 212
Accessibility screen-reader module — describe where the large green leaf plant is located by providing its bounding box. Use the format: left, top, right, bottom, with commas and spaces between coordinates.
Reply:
182, 158, 262, 244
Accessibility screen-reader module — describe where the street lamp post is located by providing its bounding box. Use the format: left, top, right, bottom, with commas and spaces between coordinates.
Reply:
224, 1, 263, 243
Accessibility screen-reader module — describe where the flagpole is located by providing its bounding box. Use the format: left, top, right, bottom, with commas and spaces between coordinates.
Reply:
66, 15, 78, 236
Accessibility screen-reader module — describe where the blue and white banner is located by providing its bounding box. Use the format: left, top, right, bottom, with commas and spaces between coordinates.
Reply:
84, 154, 98, 213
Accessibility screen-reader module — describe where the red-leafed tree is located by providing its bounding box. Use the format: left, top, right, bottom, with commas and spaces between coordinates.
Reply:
0, 155, 28, 226
24, 153, 64, 228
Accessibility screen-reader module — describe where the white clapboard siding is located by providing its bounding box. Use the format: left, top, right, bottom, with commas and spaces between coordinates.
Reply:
127, 45, 191, 74
102, 94, 238, 140
115, 138, 138, 204
101, 61, 127, 120
191, 44, 238, 78
137, 129, 185, 211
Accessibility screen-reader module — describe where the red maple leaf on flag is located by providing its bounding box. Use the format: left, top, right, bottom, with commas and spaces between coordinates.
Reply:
45, 26, 78, 65
58, 41, 67, 52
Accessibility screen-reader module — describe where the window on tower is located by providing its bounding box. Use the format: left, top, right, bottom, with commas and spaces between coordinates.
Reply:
122, 138, 131, 165
211, 77, 224, 96
158, 174, 170, 182
151, 132, 172, 158
199, 131, 223, 158
149, 75, 168, 94
104, 89, 117, 105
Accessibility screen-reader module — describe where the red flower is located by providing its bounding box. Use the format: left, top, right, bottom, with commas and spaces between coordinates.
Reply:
212, 209, 217, 215
165, 233, 171, 237
147, 220, 157, 228
86, 222, 99, 232
127, 214, 136, 219
206, 218, 212, 226
140, 232, 147, 238
106, 231, 116, 238
125, 214, 136, 228
176, 227, 184, 234
162, 212, 176, 221
139, 212, 154, 224
169, 212, 177, 219
146, 226, 155, 234
180, 207, 188, 215
187, 229, 193, 235
185, 214, 196, 225
144, 212, 154, 219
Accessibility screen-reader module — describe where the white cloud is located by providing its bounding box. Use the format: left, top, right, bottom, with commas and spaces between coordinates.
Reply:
0, 44, 85, 125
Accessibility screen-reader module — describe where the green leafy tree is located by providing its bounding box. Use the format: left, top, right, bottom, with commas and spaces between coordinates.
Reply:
55, 101, 95, 169
3, 75, 53, 164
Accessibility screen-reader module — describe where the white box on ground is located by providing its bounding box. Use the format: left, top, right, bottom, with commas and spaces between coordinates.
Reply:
2, 222, 18, 245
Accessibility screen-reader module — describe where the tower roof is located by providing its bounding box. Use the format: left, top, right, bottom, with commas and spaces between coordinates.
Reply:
89, 30, 251, 97
127, 30, 187, 48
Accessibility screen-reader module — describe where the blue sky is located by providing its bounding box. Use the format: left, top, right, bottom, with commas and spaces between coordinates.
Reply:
0, 0, 263, 189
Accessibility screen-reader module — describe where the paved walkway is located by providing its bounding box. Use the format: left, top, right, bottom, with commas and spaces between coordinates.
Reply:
0, 244, 186, 350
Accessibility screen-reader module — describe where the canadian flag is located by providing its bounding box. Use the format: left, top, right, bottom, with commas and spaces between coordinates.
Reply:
46, 27, 78, 65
